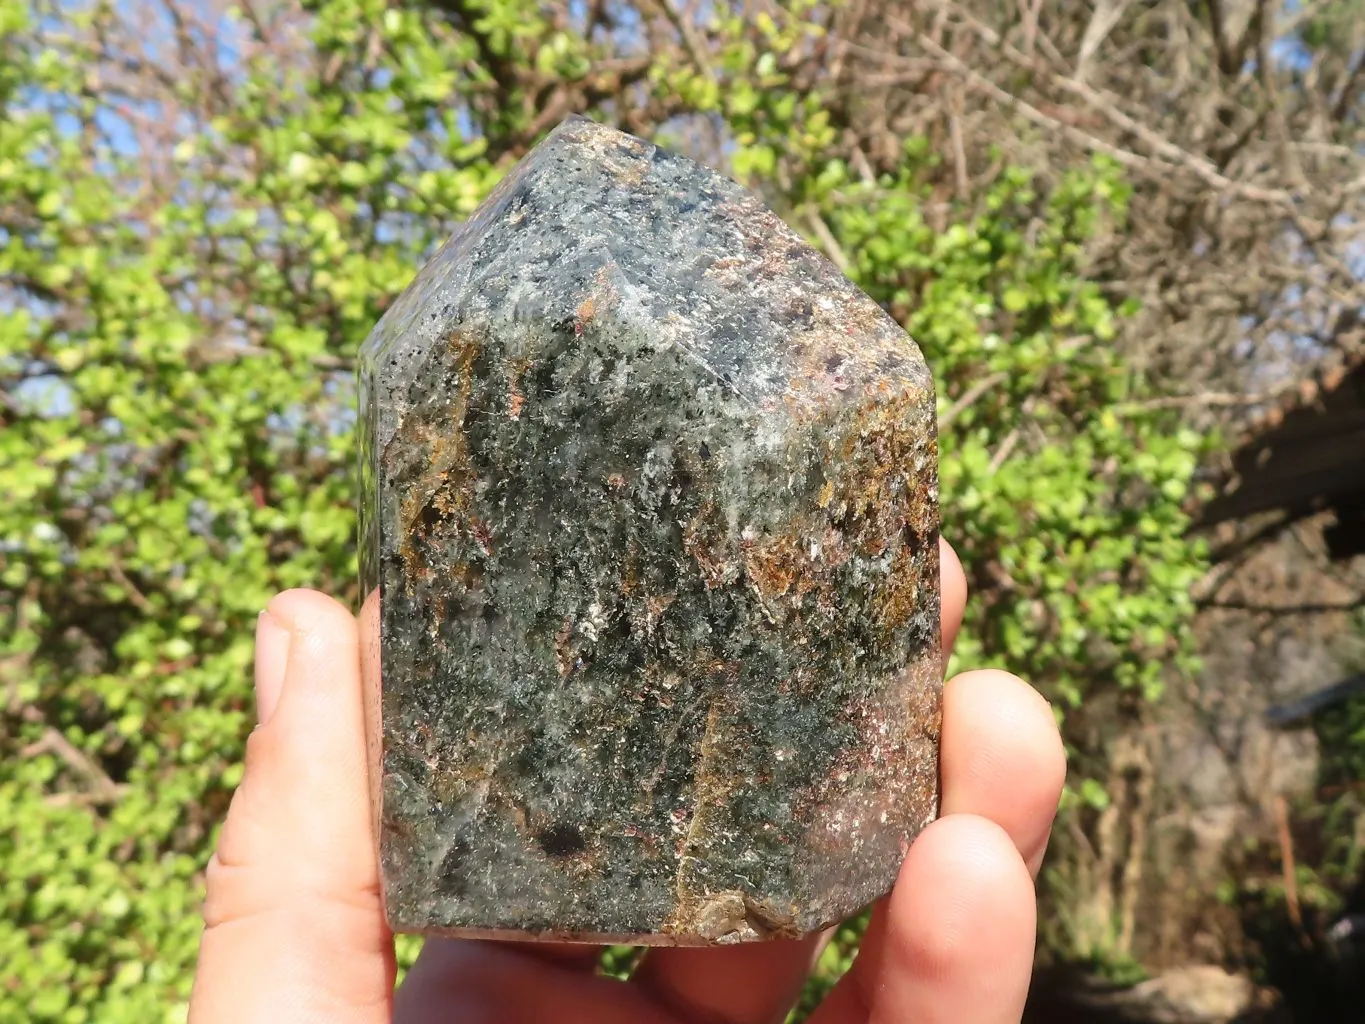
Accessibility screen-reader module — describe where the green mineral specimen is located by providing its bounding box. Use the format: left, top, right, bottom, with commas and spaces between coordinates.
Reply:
356, 116, 941, 945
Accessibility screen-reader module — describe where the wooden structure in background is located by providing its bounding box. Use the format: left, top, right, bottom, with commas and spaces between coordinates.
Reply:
1198, 353, 1365, 560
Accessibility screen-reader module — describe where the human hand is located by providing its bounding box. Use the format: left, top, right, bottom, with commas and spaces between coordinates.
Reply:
189, 537, 1065, 1024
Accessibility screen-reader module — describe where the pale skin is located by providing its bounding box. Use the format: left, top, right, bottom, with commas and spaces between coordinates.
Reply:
189, 538, 1066, 1024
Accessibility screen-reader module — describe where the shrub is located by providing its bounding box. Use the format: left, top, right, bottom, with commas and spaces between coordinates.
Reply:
0, 1, 1207, 1017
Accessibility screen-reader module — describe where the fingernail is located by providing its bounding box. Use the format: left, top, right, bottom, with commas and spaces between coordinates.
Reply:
254, 609, 292, 725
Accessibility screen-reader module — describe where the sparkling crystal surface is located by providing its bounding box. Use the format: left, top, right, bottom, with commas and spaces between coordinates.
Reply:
357, 116, 941, 944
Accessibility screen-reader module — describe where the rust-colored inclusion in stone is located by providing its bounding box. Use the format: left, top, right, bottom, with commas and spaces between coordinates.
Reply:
356, 116, 941, 945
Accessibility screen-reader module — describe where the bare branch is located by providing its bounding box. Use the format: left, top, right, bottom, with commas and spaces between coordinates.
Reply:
648, 0, 714, 81
939, 371, 1007, 428
1075, 0, 1134, 83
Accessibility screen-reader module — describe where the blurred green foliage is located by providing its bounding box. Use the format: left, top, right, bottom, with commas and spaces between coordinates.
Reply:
0, 0, 1208, 1019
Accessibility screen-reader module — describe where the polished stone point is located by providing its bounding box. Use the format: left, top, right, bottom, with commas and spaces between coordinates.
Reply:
356, 115, 941, 945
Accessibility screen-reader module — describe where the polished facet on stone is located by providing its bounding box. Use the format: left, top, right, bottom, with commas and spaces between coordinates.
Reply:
356, 116, 941, 945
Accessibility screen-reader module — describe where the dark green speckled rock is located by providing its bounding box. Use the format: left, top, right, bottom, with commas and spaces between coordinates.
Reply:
357, 116, 941, 945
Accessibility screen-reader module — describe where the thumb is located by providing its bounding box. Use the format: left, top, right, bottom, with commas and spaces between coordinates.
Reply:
190, 589, 394, 1024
